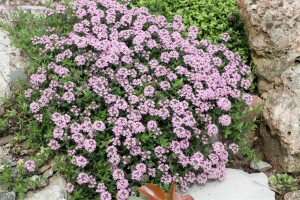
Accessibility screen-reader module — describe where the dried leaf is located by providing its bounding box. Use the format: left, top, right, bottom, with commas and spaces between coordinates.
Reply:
138, 183, 167, 200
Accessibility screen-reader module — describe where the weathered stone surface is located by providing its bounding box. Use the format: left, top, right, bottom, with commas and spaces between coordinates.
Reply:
42, 168, 53, 179
0, 29, 28, 98
0, 191, 16, 200
40, 165, 50, 173
0, 146, 9, 160
0, 135, 13, 146
284, 190, 300, 200
25, 176, 67, 200
0, 106, 5, 117
250, 160, 272, 172
238, 0, 300, 172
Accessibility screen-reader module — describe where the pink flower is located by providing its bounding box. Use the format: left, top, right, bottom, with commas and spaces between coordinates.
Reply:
92, 120, 106, 131
48, 139, 61, 150
218, 114, 232, 126
24, 160, 35, 172
221, 32, 230, 42
30, 102, 40, 113
66, 183, 75, 193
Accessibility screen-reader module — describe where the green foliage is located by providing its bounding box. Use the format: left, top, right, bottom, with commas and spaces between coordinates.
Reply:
269, 173, 298, 193
0, 159, 48, 198
130, 0, 250, 62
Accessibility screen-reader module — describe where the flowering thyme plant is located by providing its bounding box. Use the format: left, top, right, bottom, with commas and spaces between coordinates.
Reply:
23, 0, 253, 199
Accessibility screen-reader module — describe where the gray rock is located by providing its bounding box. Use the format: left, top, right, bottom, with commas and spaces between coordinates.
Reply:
284, 190, 300, 200
0, 155, 15, 167
25, 176, 67, 200
250, 160, 272, 172
0, 146, 9, 160
0, 29, 28, 98
42, 168, 53, 179
0, 135, 13, 146
40, 165, 50, 173
238, 0, 300, 172
0, 191, 16, 200
0, 106, 5, 117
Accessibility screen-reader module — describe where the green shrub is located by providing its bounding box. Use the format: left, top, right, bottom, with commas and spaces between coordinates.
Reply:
130, 0, 250, 62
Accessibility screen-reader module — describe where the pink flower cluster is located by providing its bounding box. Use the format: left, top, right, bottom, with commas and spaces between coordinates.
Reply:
24, 160, 35, 172
27, 0, 253, 199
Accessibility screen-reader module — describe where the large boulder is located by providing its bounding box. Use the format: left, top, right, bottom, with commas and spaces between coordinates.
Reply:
238, 0, 300, 172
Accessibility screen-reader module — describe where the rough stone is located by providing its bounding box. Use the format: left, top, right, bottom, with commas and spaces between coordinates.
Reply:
284, 190, 300, 200
129, 168, 275, 200
238, 0, 300, 172
42, 168, 53, 179
25, 176, 67, 200
0, 135, 13, 146
0, 146, 9, 160
250, 160, 272, 172
0, 29, 28, 98
0, 106, 5, 117
49, 159, 58, 171
40, 165, 50, 173
0, 155, 15, 167
0, 191, 16, 200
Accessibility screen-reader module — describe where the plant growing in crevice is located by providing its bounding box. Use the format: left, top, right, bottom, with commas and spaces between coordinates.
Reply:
269, 173, 298, 193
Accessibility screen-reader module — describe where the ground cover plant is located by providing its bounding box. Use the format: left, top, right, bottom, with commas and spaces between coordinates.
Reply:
0, 0, 257, 199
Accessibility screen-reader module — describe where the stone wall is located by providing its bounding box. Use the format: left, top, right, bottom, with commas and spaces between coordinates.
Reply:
238, 0, 300, 172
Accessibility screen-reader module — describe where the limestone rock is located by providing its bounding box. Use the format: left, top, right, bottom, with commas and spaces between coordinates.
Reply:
40, 165, 50, 173
238, 0, 300, 172
0, 146, 9, 160
25, 176, 67, 200
42, 168, 53, 179
284, 190, 300, 200
0, 29, 28, 98
0, 106, 5, 117
250, 160, 272, 172
0, 135, 13, 146
0, 191, 16, 200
